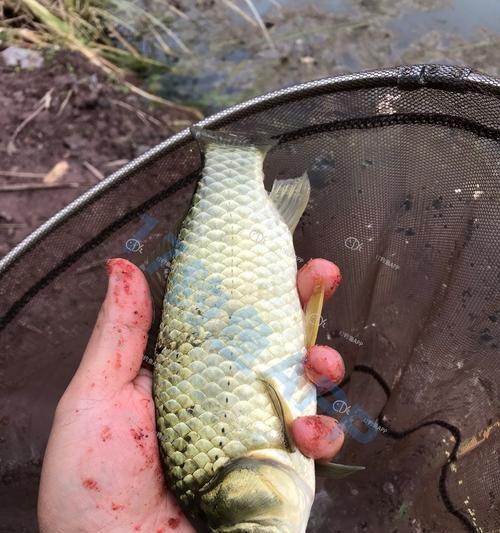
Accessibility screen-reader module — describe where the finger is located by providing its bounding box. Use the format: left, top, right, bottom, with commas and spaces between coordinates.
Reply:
73, 258, 152, 390
291, 415, 344, 460
304, 345, 345, 393
297, 258, 342, 306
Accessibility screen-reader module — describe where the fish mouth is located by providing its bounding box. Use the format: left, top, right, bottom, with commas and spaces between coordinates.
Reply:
210, 519, 287, 532
199, 456, 312, 533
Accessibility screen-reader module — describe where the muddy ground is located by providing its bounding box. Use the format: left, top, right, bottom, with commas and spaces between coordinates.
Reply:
2, 0, 499, 260
0, 51, 197, 258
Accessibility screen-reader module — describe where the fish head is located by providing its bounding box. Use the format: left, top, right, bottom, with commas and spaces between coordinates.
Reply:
199, 456, 313, 533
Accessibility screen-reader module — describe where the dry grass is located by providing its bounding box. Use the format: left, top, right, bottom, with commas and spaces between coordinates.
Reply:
0, 0, 279, 116
0, 0, 203, 117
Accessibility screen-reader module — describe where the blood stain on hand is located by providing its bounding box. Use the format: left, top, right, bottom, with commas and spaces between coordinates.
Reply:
168, 517, 180, 529
111, 502, 125, 511
82, 478, 100, 491
101, 426, 112, 442
130, 427, 145, 444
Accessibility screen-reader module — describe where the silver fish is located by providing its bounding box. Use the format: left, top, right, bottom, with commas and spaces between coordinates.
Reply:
154, 128, 317, 532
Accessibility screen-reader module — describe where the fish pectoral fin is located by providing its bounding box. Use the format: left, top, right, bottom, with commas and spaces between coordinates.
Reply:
304, 280, 325, 349
259, 377, 296, 453
269, 173, 310, 233
140, 218, 183, 309
315, 461, 366, 479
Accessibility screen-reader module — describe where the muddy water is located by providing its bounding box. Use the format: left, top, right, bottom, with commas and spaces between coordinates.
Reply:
129, 0, 500, 113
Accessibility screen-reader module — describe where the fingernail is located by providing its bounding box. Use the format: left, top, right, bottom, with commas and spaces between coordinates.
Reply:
297, 258, 342, 305
105, 258, 135, 287
292, 415, 344, 460
305, 345, 345, 391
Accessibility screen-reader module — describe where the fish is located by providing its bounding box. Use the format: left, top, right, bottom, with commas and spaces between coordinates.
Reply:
153, 127, 358, 532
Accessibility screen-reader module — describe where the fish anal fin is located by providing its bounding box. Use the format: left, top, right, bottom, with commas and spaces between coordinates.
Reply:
269, 173, 310, 233
259, 377, 296, 453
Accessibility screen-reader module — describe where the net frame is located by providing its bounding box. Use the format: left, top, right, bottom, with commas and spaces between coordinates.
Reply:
2, 64, 500, 278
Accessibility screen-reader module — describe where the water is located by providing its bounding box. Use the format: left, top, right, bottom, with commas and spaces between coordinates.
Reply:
126, 0, 500, 113
392, 0, 500, 46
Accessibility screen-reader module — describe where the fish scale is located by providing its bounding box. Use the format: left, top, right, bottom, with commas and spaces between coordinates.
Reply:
154, 136, 316, 528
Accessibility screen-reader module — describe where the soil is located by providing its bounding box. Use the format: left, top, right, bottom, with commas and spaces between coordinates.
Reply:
0, 50, 197, 258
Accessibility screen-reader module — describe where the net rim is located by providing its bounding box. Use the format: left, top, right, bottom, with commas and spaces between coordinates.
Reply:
1, 63, 499, 276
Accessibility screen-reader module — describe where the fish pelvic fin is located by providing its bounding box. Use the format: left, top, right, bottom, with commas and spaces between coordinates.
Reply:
269, 173, 310, 233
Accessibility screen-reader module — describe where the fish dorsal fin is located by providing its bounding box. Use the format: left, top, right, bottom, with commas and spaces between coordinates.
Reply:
269, 173, 310, 233
259, 377, 296, 453
315, 461, 366, 479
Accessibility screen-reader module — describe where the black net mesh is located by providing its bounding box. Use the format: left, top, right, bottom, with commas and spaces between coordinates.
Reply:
1, 65, 499, 533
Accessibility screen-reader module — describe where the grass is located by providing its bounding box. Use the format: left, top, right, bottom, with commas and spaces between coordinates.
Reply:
0, 0, 279, 116
0, 0, 203, 117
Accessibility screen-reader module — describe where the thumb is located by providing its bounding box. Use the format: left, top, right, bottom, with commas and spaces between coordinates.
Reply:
72, 258, 153, 391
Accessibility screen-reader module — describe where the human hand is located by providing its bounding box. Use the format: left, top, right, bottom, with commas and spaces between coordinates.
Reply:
38, 258, 193, 533
38, 257, 345, 533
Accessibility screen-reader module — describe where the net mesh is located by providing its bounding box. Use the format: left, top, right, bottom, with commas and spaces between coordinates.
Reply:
0, 65, 499, 533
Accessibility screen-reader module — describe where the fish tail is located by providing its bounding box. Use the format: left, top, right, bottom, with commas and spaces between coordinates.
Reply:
190, 126, 278, 155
